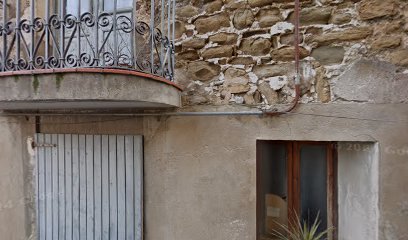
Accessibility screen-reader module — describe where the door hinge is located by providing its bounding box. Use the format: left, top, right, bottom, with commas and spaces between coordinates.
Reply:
32, 142, 57, 148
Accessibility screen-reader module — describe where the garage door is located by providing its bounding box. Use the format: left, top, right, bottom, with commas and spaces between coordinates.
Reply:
34, 134, 143, 240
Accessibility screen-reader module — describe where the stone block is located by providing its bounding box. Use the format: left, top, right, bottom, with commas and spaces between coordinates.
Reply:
177, 50, 200, 61
315, 67, 331, 103
389, 49, 408, 67
253, 63, 293, 79
256, 8, 282, 28
280, 33, 304, 46
233, 9, 255, 30
227, 85, 251, 94
271, 46, 309, 62
248, 0, 273, 8
174, 20, 186, 39
182, 38, 207, 49
258, 82, 279, 104
358, 0, 397, 20
330, 12, 352, 25
209, 33, 238, 45
204, 0, 223, 14
194, 13, 230, 34
308, 27, 372, 46
239, 37, 272, 56
311, 46, 345, 65
371, 37, 401, 50
228, 57, 255, 65
202, 46, 234, 59
287, 7, 332, 26
332, 59, 408, 103
177, 5, 199, 19
224, 68, 249, 85
187, 61, 221, 81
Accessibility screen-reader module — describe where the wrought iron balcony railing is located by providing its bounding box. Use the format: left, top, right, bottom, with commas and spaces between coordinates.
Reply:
0, 0, 175, 80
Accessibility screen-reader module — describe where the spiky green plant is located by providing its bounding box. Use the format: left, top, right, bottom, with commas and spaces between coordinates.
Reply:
271, 212, 333, 240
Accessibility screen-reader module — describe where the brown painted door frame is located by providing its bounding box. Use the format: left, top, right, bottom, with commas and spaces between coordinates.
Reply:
256, 141, 338, 240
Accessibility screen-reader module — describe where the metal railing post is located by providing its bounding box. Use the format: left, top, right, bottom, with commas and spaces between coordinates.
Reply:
45, 0, 50, 68
160, 0, 164, 74
77, 0, 81, 67
167, 0, 170, 77
94, 0, 99, 66
150, 0, 155, 74
15, 0, 21, 70
132, 0, 137, 69
30, 0, 35, 69
59, 0, 65, 68
113, 0, 118, 66
171, 0, 175, 80
2, 0, 7, 71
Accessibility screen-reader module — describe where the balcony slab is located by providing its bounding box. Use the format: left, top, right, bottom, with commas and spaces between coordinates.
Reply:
0, 68, 182, 111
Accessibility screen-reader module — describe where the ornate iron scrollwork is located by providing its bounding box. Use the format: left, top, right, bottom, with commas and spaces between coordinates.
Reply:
0, 3, 175, 80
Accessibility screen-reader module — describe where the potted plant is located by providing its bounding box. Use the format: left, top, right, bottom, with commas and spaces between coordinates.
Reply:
272, 212, 334, 240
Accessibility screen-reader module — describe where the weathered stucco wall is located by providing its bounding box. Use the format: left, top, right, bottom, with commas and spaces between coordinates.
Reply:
0, 117, 36, 240
30, 102, 406, 240
0, 103, 407, 240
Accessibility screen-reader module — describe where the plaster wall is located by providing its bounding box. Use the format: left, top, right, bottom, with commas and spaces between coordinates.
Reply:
0, 117, 35, 240
338, 142, 379, 240
0, 104, 407, 240
35, 103, 408, 240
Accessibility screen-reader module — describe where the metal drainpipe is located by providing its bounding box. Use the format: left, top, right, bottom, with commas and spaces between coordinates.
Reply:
0, 111, 266, 117
266, 0, 301, 116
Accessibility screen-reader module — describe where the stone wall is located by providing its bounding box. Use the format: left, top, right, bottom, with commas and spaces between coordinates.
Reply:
174, 0, 408, 108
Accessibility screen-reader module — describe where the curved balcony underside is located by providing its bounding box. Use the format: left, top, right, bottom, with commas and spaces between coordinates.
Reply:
0, 68, 181, 111
0, 0, 179, 111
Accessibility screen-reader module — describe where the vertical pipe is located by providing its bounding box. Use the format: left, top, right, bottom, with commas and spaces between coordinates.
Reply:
30, 0, 35, 69
2, 0, 7, 71
59, 0, 65, 68
294, 0, 300, 85
166, 0, 170, 75
45, 0, 50, 68
265, 0, 300, 116
15, 0, 21, 69
113, 0, 118, 66
150, 0, 154, 73
77, 0, 81, 66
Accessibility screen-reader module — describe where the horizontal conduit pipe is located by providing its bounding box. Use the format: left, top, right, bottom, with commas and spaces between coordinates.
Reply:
0, 111, 266, 117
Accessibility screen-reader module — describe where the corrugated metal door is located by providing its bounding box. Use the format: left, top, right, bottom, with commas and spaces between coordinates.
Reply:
35, 134, 143, 240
